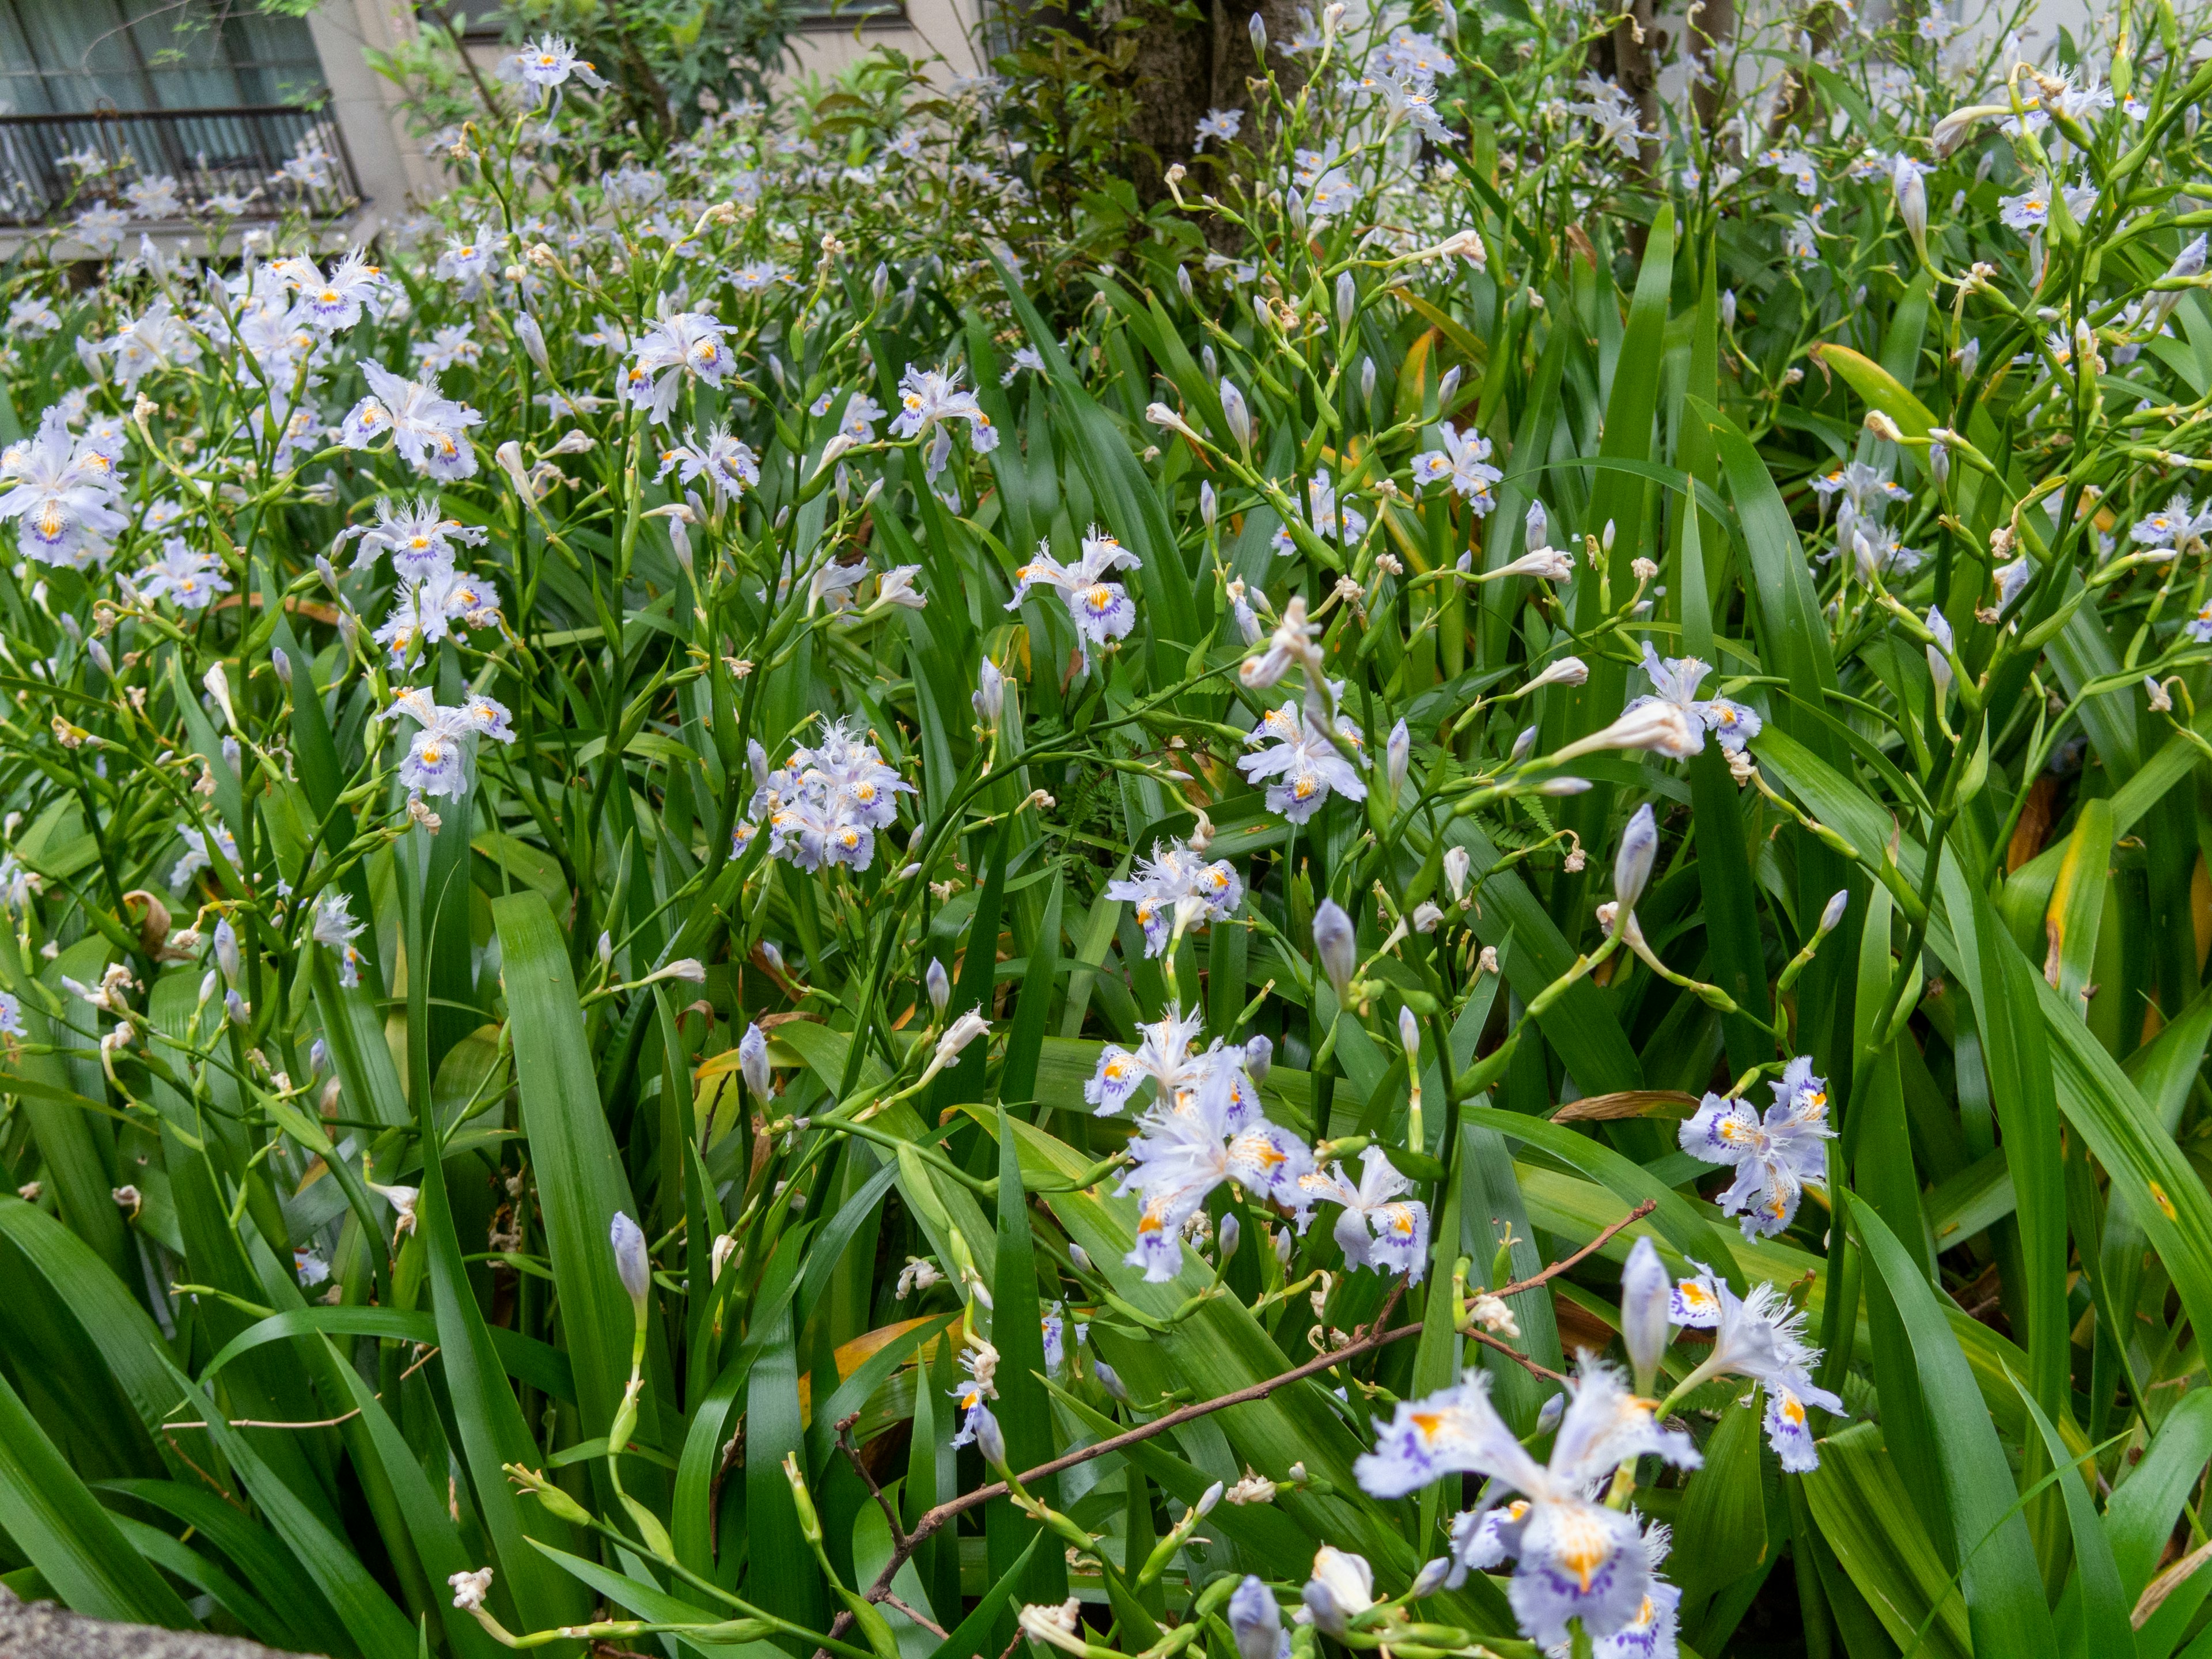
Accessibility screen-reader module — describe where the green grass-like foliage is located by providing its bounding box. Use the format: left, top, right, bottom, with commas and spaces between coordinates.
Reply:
1, 2, 2211, 1656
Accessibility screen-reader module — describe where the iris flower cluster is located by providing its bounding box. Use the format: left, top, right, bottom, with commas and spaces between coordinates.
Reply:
1104, 840, 1243, 957
374, 685, 518, 805
735, 719, 914, 873
0, 407, 129, 569
1678, 1055, 1835, 1237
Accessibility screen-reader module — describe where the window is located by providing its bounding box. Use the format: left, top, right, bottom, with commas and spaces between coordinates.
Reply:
0, 0, 325, 116
789, 0, 906, 28
416, 4, 509, 44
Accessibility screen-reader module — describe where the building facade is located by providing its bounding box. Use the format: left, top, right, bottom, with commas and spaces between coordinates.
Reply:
0, 0, 980, 256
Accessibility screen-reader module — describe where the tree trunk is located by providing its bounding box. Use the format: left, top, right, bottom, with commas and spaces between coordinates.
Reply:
1689, 0, 1737, 140
1096, 0, 1311, 209
1610, 0, 1661, 181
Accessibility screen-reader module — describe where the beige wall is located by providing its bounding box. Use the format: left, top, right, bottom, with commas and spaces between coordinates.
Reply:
308, 0, 436, 236
782, 1, 986, 84
322, 0, 987, 180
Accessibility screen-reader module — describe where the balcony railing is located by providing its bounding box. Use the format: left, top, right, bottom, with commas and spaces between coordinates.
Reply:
0, 103, 361, 231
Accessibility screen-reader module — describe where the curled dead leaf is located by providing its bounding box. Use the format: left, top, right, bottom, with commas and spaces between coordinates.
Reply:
1549, 1089, 1701, 1123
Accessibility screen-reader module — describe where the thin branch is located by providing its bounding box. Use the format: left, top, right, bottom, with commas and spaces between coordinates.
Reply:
162, 1408, 363, 1430
1467, 1327, 1567, 1384
1498, 1199, 1657, 1297
812, 1200, 1657, 1652
881, 1595, 948, 1639
835, 1410, 907, 1549
156, 1431, 248, 1509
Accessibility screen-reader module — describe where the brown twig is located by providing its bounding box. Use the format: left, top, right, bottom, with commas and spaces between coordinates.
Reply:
162, 1408, 363, 1430
835, 1410, 907, 1549
1467, 1327, 1567, 1384
881, 1595, 948, 1639
810, 1200, 1656, 1652
1498, 1199, 1657, 1297
157, 1430, 248, 1509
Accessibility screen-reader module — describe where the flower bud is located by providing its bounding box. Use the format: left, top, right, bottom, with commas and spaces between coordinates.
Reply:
738, 1021, 772, 1100
1219, 378, 1252, 449
1147, 401, 1200, 440
1925, 605, 1955, 704
1230, 1577, 1283, 1659
1818, 889, 1850, 935
610, 1211, 651, 1320
971, 1402, 1007, 1466
1720, 288, 1737, 329
974, 656, 1005, 722
1243, 1033, 1272, 1081
1525, 499, 1548, 552
1443, 844, 1471, 904
1069, 1241, 1093, 1272
1521, 654, 1589, 692
1177, 265, 1194, 305
1620, 1236, 1671, 1389
495, 440, 531, 497
597, 930, 613, 969
1892, 155, 1928, 262
783, 1452, 822, 1544
1397, 1003, 1421, 1058
225, 988, 249, 1026
213, 917, 241, 982
1218, 1213, 1241, 1261
1336, 271, 1357, 332
202, 662, 237, 731
1360, 355, 1376, 402
1437, 365, 1462, 407
1510, 725, 1538, 762
1200, 480, 1218, 530
1385, 718, 1410, 796
1248, 10, 1267, 54
1312, 898, 1356, 1003
1614, 804, 1658, 913
1093, 1358, 1127, 1400
926, 957, 950, 1017
514, 311, 550, 372
271, 646, 292, 689
1555, 703, 1697, 762
1409, 1556, 1451, 1599
1303, 1548, 1374, 1637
